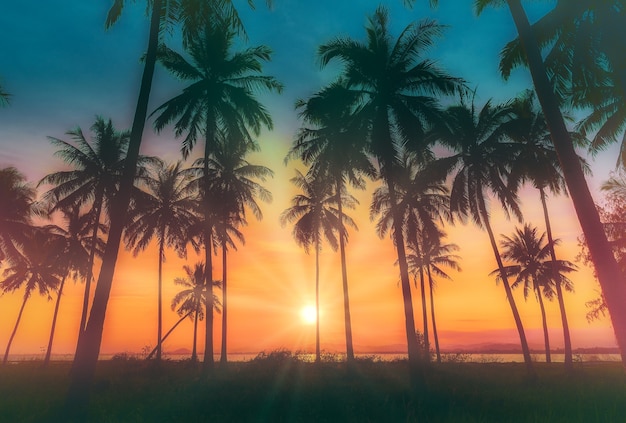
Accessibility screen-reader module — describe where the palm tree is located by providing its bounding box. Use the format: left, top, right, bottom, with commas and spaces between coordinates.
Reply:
170, 262, 221, 363
371, 153, 450, 361
69, 0, 272, 407
496, 224, 577, 363
39, 117, 130, 335
506, 91, 586, 369
124, 160, 197, 363
43, 206, 105, 366
281, 170, 356, 363
407, 234, 461, 363
152, 21, 280, 369
318, 6, 464, 365
1, 228, 63, 364
474, 0, 626, 365
0, 167, 35, 265
288, 81, 375, 362
432, 96, 535, 374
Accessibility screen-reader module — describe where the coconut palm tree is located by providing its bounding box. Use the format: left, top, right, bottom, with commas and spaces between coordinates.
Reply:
171, 262, 221, 363
152, 21, 280, 369
288, 81, 375, 362
124, 160, 198, 363
495, 224, 577, 363
432, 96, 535, 374
474, 0, 626, 365
281, 170, 356, 363
42, 206, 105, 366
318, 5, 464, 365
39, 117, 131, 335
0, 167, 35, 265
1, 228, 64, 364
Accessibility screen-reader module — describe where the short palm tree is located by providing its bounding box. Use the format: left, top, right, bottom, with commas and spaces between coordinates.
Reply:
289, 81, 374, 362
281, 170, 355, 363
1, 228, 64, 364
0, 167, 35, 265
318, 6, 464, 365
171, 262, 221, 363
495, 224, 577, 363
124, 159, 198, 362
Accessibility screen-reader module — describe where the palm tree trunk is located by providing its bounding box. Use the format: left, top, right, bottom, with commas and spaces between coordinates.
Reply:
156, 233, 165, 362
478, 193, 534, 375
427, 267, 441, 364
506, 0, 626, 366
220, 245, 228, 365
336, 177, 354, 362
418, 266, 430, 361
192, 309, 199, 362
536, 286, 551, 363
3, 294, 28, 365
146, 310, 193, 360
315, 238, 321, 363
67, 0, 163, 409
78, 189, 103, 335
539, 187, 573, 369
45, 275, 67, 366
204, 229, 214, 369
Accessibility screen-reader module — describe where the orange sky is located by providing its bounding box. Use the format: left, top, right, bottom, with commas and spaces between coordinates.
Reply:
0, 135, 619, 358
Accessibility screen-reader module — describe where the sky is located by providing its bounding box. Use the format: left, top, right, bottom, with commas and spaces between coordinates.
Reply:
0, 1, 620, 358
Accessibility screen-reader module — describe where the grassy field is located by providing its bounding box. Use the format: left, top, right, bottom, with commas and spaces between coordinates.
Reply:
1, 352, 626, 422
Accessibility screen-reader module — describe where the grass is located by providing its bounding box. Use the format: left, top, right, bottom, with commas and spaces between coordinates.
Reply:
1, 352, 626, 422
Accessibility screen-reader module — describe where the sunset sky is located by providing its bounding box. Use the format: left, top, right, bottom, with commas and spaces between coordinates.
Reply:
0, 1, 619, 358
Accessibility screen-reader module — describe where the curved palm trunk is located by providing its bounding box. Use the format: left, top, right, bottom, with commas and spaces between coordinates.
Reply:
192, 308, 199, 363
427, 267, 441, 364
45, 275, 67, 366
220, 245, 228, 365
336, 177, 355, 362
539, 187, 572, 369
3, 294, 28, 365
146, 310, 193, 360
156, 233, 165, 362
67, 0, 163, 409
506, 0, 626, 365
536, 285, 551, 363
315, 238, 321, 363
78, 189, 104, 335
478, 194, 534, 375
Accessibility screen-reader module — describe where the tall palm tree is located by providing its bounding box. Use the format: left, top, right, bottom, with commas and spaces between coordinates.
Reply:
281, 170, 355, 363
1, 228, 63, 364
43, 206, 104, 366
474, 0, 626, 365
506, 91, 586, 369
39, 117, 130, 335
288, 81, 375, 362
171, 262, 221, 363
152, 21, 280, 369
495, 224, 577, 363
432, 96, 535, 374
407, 234, 461, 363
318, 6, 464, 365
124, 160, 197, 363
69, 0, 272, 407
0, 167, 35, 265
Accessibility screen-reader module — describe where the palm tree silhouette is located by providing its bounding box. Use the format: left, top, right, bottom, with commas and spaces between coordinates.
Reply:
0, 167, 35, 265
474, 0, 626, 365
433, 96, 535, 374
124, 160, 197, 363
171, 262, 221, 363
39, 117, 131, 335
289, 81, 374, 362
1, 228, 63, 364
318, 5, 464, 365
281, 170, 355, 363
495, 224, 577, 363
152, 21, 280, 369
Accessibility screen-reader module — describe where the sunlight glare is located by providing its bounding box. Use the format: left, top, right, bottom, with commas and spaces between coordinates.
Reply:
300, 305, 317, 325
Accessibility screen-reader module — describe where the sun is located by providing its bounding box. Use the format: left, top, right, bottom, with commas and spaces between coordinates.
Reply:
300, 305, 317, 325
